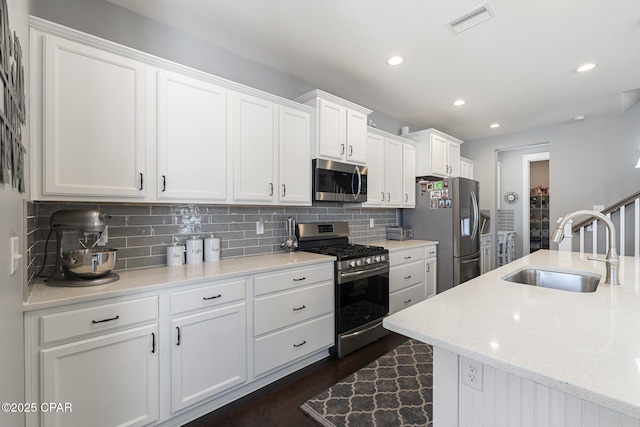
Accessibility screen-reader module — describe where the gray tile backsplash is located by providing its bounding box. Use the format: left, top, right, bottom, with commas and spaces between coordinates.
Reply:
27, 201, 397, 283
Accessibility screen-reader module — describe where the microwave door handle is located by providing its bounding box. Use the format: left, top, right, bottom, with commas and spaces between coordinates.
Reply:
353, 166, 362, 200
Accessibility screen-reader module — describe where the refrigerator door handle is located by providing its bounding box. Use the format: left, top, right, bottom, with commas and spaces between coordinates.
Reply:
470, 190, 479, 240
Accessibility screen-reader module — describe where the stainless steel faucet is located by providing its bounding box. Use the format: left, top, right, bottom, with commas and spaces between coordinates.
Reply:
551, 209, 620, 286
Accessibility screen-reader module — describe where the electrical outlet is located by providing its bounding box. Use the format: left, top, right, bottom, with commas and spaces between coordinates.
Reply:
256, 218, 264, 235
460, 357, 483, 391
369, 218, 375, 228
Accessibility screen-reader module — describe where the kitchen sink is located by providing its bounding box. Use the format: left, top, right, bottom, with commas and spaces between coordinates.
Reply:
502, 267, 601, 293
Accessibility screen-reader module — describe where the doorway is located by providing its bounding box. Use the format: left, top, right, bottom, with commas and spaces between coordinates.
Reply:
495, 144, 549, 262
522, 152, 550, 254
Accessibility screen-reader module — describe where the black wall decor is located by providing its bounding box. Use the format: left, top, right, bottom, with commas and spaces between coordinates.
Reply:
0, 0, 25, 192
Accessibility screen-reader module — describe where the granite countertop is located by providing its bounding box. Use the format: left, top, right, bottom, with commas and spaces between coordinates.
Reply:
384, 249, 640, 418
25, 251, 333, 312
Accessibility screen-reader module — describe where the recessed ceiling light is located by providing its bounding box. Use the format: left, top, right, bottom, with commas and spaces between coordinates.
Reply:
489, 123, 500, 129
386, 56, 405, 66
576, 63, 597, 73
573, 115, 585, 121
453, 99, 466, 106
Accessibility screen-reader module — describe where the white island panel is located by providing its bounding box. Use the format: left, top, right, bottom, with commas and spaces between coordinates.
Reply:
384, 250, 640, 423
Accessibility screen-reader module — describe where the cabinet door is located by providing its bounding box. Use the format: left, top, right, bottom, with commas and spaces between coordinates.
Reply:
42, 34, 147, 198
172, 302, 247, 412
157, 70, 229, 201
41, 324, 158, 427
317, 99, 346, 161
430, 134, 449, 177
384, 139, 403, 207
233, 93, 276, 202
278, 106, 312, 205
426, 258, 437, 298
447, 141, 461, 177
345, 109, 367, 164
402, 143, 416, 207
363, 133, 385, 207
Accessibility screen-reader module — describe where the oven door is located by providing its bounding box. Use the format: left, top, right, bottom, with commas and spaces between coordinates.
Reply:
336, 263, 389, 335
313, 159, 368, 203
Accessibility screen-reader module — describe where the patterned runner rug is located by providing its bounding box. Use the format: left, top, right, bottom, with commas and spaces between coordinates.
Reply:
299, 339, 433, 426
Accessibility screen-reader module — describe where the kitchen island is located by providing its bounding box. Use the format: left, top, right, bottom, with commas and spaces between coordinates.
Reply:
384, 249, 640, 426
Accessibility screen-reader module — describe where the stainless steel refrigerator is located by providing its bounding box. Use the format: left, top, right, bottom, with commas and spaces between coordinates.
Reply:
403, 177, 481, 293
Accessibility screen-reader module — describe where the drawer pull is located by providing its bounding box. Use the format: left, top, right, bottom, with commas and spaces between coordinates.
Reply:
176, 327, 181, 346
293, 305, 306, 311
293, 277, 306, 282
404, 256, 412, 260
203, 294, 222, 300
91, 315, 120, 324
293, 340, 307, 348
404, 299, 412, 304
404, 275, 412, 280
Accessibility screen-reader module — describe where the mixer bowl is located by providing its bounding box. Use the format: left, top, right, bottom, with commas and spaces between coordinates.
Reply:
62, 248, 117, 279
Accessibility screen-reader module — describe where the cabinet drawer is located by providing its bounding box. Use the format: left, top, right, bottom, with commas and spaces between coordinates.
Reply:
254, 282, 333, 335
424, 245, 437, 259
171, 280, 246, 315
389, 283, 425, 315
389, 260, 424, 293
388, 248, 424, 266
254, 314, 333, 376
254, 264, 333, 296
41, 296, 158, 344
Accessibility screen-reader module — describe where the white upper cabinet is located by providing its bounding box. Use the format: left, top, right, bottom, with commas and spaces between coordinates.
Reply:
459, 156, 475, 180
384, 138, 404, 207
403, 143, 416, 207
233, 93, 276, 203
31, 22, 314, 206
296, 90, 371, 165
278, 106, 312, 205
157, 70, 229, 202
408, 128, 463, 178
35, 33, 147, 199
363, 128, 416, 208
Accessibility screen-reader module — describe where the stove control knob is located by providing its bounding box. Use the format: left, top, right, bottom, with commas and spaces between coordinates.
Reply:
356, 259, 362, 266
349, 260, 356, 268
365, 257, 372, 265
380, 255, 386, 262
374, 255, 381, 263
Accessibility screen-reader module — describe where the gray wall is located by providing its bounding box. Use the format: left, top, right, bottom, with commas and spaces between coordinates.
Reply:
30, 0, 414, 136
463, 100, 640, 251
0, 0, 29, 424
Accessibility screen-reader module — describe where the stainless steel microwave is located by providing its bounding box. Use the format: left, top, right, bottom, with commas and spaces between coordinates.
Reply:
313, 159, 367, 203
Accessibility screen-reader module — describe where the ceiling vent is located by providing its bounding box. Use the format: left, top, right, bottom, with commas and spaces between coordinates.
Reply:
448, 4, 495, 33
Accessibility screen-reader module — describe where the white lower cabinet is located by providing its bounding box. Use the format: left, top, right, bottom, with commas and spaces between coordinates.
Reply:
26, 296, 159, 427
253, 264, 334, 376
480, 234, 493, 274
41, 325, 159, 427
26, 260, 335, 426
389, 247, 426, 314
388, 244, 438, 314
170, 279, 247, 413
425, 245, 438, 298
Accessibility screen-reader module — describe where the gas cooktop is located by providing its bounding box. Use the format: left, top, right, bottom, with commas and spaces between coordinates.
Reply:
303, 243, 387, 260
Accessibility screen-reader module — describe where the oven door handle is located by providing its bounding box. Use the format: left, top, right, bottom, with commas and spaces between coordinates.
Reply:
341, 320, 385, 340
339, 263, 388, 283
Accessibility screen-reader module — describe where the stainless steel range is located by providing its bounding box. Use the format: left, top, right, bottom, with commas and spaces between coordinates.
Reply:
296, 222, 390, 357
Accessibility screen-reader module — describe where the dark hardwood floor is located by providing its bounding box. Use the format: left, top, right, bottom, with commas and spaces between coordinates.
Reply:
184, 332, 409, 427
